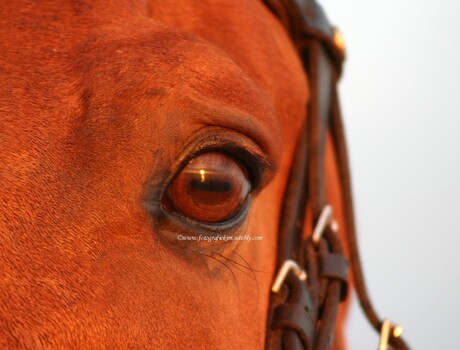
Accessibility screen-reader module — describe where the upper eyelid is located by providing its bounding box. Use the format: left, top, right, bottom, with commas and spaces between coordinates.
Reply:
164, 127, 277, 192
172, 147, 267, 192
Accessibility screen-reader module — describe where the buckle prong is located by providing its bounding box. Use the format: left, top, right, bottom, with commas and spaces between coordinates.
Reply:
271, 259, 307, 293
312, 205, 333, 244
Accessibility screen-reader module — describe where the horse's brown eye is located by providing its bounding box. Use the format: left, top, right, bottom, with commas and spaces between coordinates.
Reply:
163, 152, 251, 223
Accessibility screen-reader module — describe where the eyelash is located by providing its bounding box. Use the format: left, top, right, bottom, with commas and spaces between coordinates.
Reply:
171, 138, 269, 188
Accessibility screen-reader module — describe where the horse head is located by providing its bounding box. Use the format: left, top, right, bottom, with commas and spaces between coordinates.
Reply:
1, 1, 405, 349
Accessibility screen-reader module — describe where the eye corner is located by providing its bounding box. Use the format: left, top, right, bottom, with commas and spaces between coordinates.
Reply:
239, 151, 278, 191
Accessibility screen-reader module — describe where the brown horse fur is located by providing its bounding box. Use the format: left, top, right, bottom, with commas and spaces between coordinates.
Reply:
0, 1, 349, 348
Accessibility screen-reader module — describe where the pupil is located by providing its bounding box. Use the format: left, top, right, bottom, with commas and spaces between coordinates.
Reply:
190, 178, 231, 192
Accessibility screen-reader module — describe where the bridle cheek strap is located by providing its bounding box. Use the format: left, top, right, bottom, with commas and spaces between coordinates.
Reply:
264, 0, 410, 349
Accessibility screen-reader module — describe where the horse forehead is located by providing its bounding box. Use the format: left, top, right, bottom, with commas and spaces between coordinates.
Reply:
1, 0, 307, 117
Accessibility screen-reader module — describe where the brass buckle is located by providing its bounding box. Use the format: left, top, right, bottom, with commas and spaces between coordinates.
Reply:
378, 319, 404, 350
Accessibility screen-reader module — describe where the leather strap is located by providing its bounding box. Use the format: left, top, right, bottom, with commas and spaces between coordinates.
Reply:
265, 1, 347, 349
263, 0, 410, 349
272, 303, 314, 349
319, 252, 348, 301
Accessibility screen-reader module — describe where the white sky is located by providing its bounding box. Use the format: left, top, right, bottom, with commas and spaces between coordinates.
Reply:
320, 0, 460, 348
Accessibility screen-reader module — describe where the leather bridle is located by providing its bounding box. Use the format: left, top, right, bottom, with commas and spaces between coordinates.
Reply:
263, 1, 411, 349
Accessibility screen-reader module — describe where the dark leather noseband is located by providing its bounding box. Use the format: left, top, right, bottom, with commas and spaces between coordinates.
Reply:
263, 1, 410, 349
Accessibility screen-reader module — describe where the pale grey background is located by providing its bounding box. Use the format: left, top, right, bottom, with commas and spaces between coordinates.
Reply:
320, 0, 460, 348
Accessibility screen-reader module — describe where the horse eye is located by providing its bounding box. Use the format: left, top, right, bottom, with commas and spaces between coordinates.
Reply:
163, 152, 252, 223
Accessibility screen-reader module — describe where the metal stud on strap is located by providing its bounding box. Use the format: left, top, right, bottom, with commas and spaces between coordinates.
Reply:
332, 26, 346, 57
378, 319, 404, 350
271, 259, 307, 293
